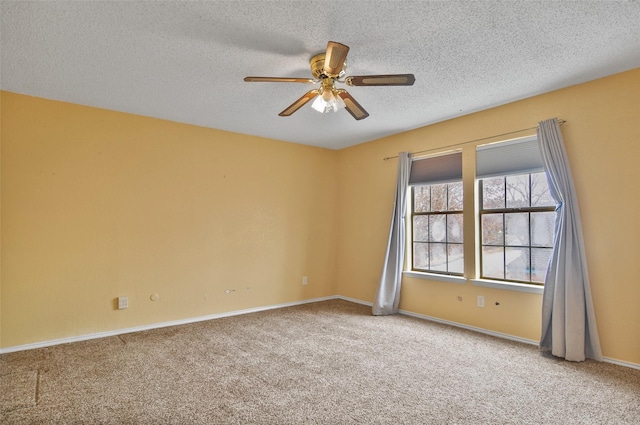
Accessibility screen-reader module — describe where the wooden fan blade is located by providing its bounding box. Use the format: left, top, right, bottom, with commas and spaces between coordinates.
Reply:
345, 74, 416, 86
244, 76, 316, 83
279, 90, 319, 116
323, 41, 349, 76
336, 90, 369, 120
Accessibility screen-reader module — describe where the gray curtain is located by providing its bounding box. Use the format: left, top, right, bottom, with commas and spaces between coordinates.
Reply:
373, 152, 412, 316
538, 118, 603, 361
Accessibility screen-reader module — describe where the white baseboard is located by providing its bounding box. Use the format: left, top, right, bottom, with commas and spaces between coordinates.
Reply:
397, 308, 539, 346
335, 295, 373, 307
0, 295, 339, 354
601, 356, 640, 370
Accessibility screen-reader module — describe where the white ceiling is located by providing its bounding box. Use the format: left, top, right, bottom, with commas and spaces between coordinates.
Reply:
2, 1, 640, 150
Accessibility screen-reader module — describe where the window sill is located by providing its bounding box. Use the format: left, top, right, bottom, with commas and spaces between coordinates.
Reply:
403, 271, 467, 285
471, 279, 544, 294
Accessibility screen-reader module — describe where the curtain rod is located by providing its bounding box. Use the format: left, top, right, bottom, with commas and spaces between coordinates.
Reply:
382, 119, 566, 161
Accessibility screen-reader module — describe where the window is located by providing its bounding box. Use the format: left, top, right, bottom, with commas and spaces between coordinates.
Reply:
479, 172, 555, 284
406, 137, 557, 289
412, 182, 464, 274
476, 136, 555, 286
409, 151, 463, 276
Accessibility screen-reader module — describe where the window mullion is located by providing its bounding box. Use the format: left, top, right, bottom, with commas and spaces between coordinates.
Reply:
502, 212, 507, 280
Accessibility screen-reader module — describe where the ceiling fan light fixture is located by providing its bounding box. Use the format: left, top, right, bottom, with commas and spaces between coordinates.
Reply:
311, 87, 345, 113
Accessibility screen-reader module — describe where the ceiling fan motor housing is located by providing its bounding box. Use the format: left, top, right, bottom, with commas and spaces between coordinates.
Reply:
310, 53, 346, 79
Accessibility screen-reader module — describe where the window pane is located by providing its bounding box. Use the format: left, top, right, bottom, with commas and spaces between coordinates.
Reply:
413, 216, 429, 242
482, 246, 504, 279
505, 213, 529, 246
447, 213, 464, 243
448, 182, 463, 211
430, 243, 447, 272
531, 248, 553, 283
531, 172, 554, 207
482, 213, 503, 245
429, 214, 446, 242
431, 184, 447, 212
506, 174, 530, 208
448, 244, 464, 274
413, 186, 431, 212
482, 177, 504, 210
531, 212, 555, 247
413, 243, 429, 269
505, 247, 530, 281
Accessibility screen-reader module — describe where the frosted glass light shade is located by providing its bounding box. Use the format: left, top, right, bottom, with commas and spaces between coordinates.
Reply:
311, 89, 345, 113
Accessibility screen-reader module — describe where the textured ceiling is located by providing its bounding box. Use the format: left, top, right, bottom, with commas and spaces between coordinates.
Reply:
2, 1, 640, 149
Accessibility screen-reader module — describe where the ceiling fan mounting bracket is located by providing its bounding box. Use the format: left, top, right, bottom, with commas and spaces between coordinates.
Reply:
310, 53, 346, 80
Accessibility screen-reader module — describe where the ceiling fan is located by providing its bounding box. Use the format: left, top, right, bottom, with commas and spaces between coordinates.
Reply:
244, 41, 415, 120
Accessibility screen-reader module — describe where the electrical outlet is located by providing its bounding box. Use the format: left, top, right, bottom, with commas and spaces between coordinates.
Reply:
302, 276, 308, 285
477, 295, 485, 308
118, 296, 128, 310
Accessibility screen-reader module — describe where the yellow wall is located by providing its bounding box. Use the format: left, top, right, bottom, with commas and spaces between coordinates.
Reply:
2, 68, 639, 366
0, 91, 3, 348
335, 68, 640, 365
1, 92, 338, 347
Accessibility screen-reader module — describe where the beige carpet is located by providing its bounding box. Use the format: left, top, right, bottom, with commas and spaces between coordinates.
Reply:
1, 299, 639, 424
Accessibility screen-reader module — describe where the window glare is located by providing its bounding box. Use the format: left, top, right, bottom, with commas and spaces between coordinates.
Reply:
531, 212, 555, 246
413, 216, 429, 242
447, 214, 464, 243
505, 213, 529, 246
